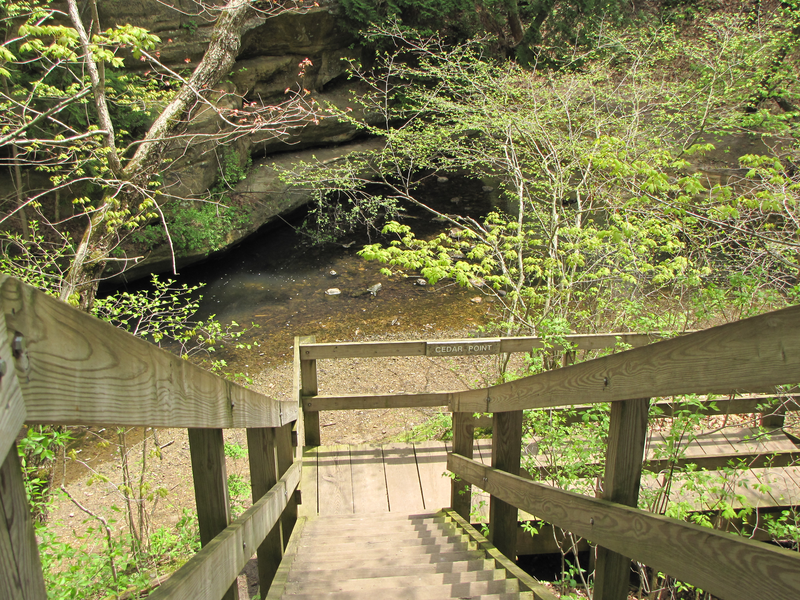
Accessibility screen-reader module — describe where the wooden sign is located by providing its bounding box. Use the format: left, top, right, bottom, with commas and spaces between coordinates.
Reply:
426, 339, 501, 357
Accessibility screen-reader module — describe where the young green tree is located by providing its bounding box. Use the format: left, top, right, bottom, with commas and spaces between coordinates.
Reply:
0, 0, 319, 309
286, 12, 800, 338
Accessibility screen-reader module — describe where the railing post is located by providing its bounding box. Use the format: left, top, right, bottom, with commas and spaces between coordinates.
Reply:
246, 426, 281, 598
188, 428, 238, 600
489, 409, 522, 560
296, 335, 320, 447
594, 398, 649, 600
1, 442, 47, 600
450, 412, 474, 520
760, 396, 788, 431
276, 420, 296, 547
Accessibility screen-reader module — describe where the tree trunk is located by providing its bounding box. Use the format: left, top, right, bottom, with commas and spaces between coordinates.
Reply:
60, 0, 268, 309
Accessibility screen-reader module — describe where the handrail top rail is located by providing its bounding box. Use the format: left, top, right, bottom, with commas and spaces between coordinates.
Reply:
450, 304, 800, 413
0, 274, 297, 434
298, 331, 669, 360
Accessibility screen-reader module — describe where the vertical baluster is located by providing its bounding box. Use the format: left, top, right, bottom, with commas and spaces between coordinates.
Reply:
594, 398, 649, 600
188, 428, 238, 600
490, 409, 523, 560
450, 411, 474, 520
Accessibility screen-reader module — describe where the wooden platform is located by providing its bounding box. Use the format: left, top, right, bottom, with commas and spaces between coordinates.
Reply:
300, 441, 453, 517
300, 427, 800, 519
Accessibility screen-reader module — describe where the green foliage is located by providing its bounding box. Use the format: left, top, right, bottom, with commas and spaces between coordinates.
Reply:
37, 508, 199, 600
224, 442, 248, 459
93, 274, 259, 373
300, 18, 800, 340
227, 473, 249, 518
396, 410, 453, 442
135, 150, 253, 254
17, 426, 72, 519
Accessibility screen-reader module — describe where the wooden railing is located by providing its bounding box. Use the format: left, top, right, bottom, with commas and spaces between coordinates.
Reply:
0, 275, 299, 600
297, 306, 800, 600
448, 305, 800, 600
298, 331, 661, 445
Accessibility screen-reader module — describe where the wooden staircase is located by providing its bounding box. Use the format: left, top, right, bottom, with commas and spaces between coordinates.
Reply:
267, 509, 557, 600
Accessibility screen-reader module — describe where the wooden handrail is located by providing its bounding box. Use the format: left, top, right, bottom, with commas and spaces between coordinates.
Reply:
461, 393, 800, 429
298, 332, 662, 360
449, 304, 800, 413
448, 453, 800, 600
0, 275, 301, 600
149, 461, 302, 600
0, 275, 296, 429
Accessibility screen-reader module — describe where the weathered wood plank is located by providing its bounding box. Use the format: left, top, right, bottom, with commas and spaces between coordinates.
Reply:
0, 276, 294, 429
300, 341, 428, 359
299, 447, 317, 518
594, 398, 649, 600
489, 410, 522, 559
304, 392, 451, 412
246, 427, 281, 595
188, 428, 237, 600
298, 335, 320, 447
0, 445, 46, 600
276, 422, 296, 546
349, 444, 388, 514
450, 412, 474, 520
414, 441, 450, 512
465, 395, 800, 429
0, 314, 25, 466
299, 332, 659, 360
150, 462, 301, 600
382, 443, 424, 513
451, 305, 800, 413
317, 445, 354, 515
448, 453, 800, 600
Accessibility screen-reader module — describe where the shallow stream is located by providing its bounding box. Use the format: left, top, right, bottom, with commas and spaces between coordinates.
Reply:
126, 174, 505, 371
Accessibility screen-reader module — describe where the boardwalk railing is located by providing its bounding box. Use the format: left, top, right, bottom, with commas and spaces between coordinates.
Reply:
297, 306, 800, 600
0, 275, 299, 600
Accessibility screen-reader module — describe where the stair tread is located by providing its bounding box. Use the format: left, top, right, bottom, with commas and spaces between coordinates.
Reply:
298, 529, 463, 547
293, 540, 475, 561
280, 580, 524, 600
283, 568, 510, 592
278, 558, 497, 583
286, 549, 488, 573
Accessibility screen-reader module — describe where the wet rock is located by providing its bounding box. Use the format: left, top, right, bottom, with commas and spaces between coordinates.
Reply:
448, 251, 465, 260
449, 196, 461, 204
497, 289, 507, 297
436, 176, 449, 184
470, 296, 483, 304
414, 278, 427, 286
482, 185, 494, 192
325, 288, 341, 296
328, 270, 339, 277
449, 228, 464, 239
368, 283, 382, 296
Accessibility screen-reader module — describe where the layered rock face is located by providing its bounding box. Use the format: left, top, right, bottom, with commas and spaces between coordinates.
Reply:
82, 1, 379, 277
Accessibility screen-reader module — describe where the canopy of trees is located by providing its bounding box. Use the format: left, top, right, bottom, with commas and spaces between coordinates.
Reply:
287, 1, 800, 337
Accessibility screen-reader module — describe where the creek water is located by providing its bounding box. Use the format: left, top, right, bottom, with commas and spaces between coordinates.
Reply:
135, 174, 505, 372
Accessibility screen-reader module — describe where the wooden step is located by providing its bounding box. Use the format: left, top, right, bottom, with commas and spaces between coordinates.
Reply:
280, 559, 498, 584
301, 518, 453, 537
286, 549, 489, 573
299, 533, 470, 552
280, 578, 526, 599
282, 567, 510, 593
267, 510, 557, 600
